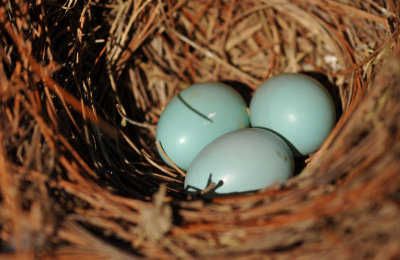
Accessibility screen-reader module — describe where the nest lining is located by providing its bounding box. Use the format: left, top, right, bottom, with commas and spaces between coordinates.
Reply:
0, 0, 399, 259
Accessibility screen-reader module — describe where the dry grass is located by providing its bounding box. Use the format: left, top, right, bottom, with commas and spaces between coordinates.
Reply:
0, 0, 399, 259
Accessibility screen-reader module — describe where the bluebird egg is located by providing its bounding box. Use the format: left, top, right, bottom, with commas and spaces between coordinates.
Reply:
184, 128, 294, 197
156, 82, 249, 170
249, 73, 336, 156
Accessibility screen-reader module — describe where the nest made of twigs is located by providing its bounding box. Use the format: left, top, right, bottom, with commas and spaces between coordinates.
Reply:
1, 0, 400, 259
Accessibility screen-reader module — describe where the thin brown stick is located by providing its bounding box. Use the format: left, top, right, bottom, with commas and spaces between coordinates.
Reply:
155, 141, 186, 177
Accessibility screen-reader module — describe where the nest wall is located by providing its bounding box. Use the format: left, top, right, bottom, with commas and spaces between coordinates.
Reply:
0, 0, 400, 259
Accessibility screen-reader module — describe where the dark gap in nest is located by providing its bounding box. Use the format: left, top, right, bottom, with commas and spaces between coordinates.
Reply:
96, 166, 149, 198
270, 240, 304, 252
293, 156, 308, 176
388, 121, 399, 140
19, 179, 36, 211
1, 29, 15, 79
46, 11, 79, 64
349, 125, 372, 147
1, 59, 13, 79
121, 170, 161, 198
171, 201, 184, 226
48, 186, 89, 213
323, 216, 337, 228
118, 65, 154, 120
218, 239, 304, 259
344, 226, 353, 235
221, 80, 253, 104
102, 168, 149, 199
327, 170, 349, 186
0, 239, 15, 254
390, 189, 400, 205
77, 222, 144, 257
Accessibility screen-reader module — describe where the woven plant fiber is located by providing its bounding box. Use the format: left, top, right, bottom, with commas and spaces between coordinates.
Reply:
0, 0, 400, 259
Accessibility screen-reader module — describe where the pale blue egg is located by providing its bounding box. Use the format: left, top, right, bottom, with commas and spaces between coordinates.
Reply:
156, 82, 249, 170
249, 73, 336, 156
184, 128, 294, 197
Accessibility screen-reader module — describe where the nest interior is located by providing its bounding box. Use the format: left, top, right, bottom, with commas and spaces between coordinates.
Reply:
0, 0, 400, 259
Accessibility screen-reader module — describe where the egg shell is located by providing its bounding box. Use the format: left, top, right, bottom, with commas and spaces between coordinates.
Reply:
184, 128, 294, 196
156, 82, 249, 170
249, 73, 336, 156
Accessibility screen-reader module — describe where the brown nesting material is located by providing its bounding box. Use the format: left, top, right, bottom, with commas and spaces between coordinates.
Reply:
0, 0, 399, 259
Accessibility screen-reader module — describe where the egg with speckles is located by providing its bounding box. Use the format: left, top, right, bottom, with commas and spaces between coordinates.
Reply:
184, 128, 294, 197
156, 82, 250, 170
250, 73, 336, 157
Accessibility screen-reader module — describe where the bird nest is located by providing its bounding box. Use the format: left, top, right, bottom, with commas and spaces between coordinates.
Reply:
1, 0, 400, 259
